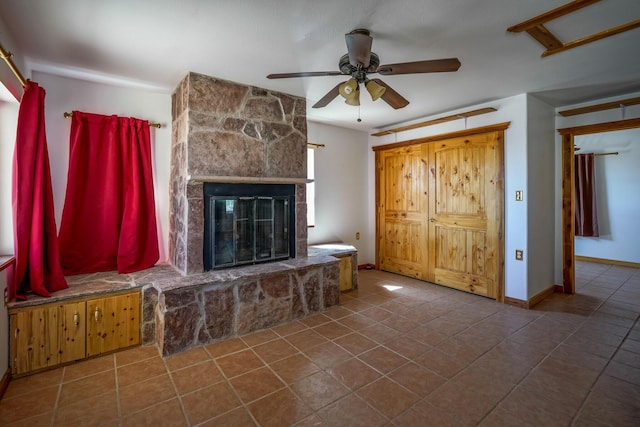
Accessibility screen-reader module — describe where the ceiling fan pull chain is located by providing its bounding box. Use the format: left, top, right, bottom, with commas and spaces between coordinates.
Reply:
357, 105, 362, 122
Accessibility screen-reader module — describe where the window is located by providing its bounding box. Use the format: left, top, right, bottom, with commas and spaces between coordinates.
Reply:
307, 147, 315, 227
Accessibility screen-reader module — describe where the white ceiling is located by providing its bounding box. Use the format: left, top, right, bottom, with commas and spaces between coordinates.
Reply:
1, 0, 639, 131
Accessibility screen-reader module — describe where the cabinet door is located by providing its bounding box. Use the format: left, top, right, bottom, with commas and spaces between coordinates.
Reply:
338, 256, 353, 291
11, 301, 86, 375
58, 301, 87, 364
86, 292, 140, 357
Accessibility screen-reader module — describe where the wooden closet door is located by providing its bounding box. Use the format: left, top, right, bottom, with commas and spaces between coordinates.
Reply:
377, 144, 429, 279
427, 132, 503, 299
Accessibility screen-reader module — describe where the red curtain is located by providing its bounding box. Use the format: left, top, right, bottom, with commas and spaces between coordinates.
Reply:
575, 153, 599, 237
12, 81, 68, 299
58, 111, 159, 274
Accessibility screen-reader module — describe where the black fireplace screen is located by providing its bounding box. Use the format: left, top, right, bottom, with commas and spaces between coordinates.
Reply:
204, 183, 296, 270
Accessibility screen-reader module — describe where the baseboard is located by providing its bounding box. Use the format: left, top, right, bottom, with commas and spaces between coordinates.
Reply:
504, 285, 557, 309
0, 368, 11, 401
358, 264, 376, 270
504, 296, 528, 309
528, 285, 556, 308
575, 256, 640, 269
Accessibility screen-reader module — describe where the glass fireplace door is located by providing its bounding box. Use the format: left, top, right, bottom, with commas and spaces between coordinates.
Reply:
210, 196, 290, 269
212, 199, 236, 267
235, 198, 254, 264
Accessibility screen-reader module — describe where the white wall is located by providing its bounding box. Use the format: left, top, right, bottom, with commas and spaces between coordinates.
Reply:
0, 99, 18, 254
0, 99, 18, 376
0, 13, 26, 373
0, 268, 8, 374
32, 71, 172, 263
526, 95, 556, 298
307, 121, 370, 260
554, 92, 640, 280
368, 94, 531, 300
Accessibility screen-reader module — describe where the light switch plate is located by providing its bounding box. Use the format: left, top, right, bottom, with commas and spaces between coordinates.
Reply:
515, 249, 523, 261
516, 190, 523, 201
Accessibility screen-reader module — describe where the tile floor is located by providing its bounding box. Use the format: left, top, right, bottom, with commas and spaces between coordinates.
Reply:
1, 261, 639, 426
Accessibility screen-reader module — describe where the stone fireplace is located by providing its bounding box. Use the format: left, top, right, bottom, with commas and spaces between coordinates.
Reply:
139, 72, 340, 357
170, 72, 309, 275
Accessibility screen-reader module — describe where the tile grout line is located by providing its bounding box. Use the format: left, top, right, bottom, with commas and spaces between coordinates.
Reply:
112, 354, 123, 427
49, 367, 65, 427
159, 350, 192, 426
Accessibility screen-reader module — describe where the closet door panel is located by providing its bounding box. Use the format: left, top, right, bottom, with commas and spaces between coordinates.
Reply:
377, 144, 429, 279
428, 132, 502, 299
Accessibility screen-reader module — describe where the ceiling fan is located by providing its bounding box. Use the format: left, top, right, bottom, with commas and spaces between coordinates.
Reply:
267, 29, 461, 110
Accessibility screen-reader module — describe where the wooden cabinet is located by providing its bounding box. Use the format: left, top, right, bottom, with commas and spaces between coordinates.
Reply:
10, 291, 140, 375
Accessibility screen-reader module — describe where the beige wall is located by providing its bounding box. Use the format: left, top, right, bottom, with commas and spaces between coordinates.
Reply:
307, 121, 369, 257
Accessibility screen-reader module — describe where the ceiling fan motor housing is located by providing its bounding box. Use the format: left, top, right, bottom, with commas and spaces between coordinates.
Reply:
339, 53, 380, 82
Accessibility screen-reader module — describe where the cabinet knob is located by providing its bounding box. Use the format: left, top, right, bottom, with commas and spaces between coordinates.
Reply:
429, 218, 436, 222
73, 312, 80, 326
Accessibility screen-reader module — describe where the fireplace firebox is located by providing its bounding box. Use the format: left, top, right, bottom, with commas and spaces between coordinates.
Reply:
203, 183, 296, 271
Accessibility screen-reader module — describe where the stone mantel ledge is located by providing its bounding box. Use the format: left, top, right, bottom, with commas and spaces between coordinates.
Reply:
8, 264, 179, 309
149, 255, 339, 293
8, 255, 340, 309
187, 175, 312, 184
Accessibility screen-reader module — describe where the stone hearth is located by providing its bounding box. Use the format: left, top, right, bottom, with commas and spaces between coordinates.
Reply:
147, 257, 340, 356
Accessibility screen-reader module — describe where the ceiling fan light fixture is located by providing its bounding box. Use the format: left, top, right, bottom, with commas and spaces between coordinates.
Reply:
365, 79, 386, 101
339, 78, 358, 98
344, 85, 360, 106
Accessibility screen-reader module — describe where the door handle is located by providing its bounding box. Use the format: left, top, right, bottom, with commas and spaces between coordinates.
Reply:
94, 307, 101, 322
73, 312, 80, 326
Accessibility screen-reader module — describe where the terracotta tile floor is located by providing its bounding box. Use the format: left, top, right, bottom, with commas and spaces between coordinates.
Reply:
1, 261, 639, 426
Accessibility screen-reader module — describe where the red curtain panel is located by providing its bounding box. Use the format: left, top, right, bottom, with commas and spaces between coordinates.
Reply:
58, 111, 159, 274
575, 153, 599, 237
11, 81, 68, 299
